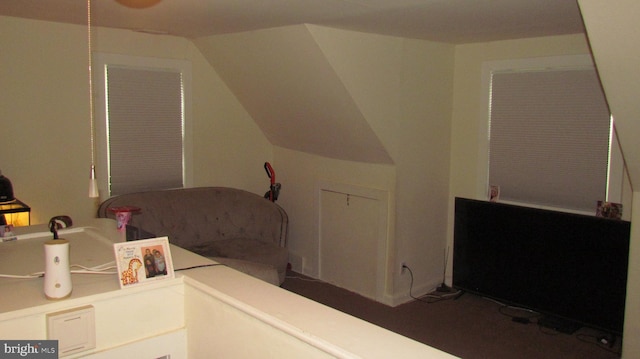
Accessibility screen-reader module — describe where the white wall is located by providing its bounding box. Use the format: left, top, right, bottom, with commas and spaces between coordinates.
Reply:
0, 16, 273, 225
577, 1, 640, 356
274, 27, 455, 304
274, 148, 396, 275
183, 262, 457, 359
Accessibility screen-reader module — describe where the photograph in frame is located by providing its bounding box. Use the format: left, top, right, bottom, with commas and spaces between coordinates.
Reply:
488, 185, 500, 202
596, 201, 623, 219
113, 236, 175, 289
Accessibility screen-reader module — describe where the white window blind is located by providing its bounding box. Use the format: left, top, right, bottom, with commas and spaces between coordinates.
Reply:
106, 66, 184, 195
489, 68, 611, 212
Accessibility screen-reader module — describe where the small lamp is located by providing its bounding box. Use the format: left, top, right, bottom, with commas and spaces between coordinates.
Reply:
0, 170, 30, 227
0, 170, 14, 203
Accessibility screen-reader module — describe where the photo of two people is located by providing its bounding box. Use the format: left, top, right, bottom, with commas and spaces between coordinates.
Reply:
143, 246, 167, 278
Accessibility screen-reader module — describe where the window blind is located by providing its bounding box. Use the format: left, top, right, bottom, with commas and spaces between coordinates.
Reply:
489, 69, 611, 212
106, 66, 184, 195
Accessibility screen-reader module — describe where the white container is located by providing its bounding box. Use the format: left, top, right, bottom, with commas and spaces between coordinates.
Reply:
44, 239, 72, 299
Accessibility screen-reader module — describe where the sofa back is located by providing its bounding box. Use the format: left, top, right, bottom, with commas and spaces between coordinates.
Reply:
97, 187, 288, 252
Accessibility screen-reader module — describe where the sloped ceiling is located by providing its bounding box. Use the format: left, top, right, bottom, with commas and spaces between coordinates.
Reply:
578, 0, 640, 189
194, 25, 394, 164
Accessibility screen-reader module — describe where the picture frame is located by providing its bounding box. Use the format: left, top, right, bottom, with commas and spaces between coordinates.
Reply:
596, 201, 623, 219
113, 237, 175, 289
488, 185, 500, 202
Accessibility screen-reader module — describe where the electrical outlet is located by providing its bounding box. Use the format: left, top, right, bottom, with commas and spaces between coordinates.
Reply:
400, 262, 406, 274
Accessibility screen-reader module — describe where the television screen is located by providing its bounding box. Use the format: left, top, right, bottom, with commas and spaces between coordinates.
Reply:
453, 197, 630, 334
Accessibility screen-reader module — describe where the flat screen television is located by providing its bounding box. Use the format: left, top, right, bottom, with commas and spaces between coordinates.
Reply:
453, 197, 631, 334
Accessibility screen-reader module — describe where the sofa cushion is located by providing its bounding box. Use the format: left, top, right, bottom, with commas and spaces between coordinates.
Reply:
212, 257, 280, 286
193, 238, 288, 283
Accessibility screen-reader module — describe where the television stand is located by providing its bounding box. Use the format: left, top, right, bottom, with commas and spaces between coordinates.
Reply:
538, 315, 582, 334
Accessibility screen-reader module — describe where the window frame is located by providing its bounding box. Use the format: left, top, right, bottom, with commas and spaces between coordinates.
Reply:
93, 53, 193, 198
478, 54, 622, 215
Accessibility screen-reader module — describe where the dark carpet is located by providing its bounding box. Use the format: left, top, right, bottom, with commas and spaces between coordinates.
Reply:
281, 271, 621, 359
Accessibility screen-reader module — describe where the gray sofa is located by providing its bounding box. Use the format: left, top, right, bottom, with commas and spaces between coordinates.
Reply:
97, 187, 289, 285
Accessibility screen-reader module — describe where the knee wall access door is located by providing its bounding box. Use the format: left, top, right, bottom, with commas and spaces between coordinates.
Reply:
318, 183, 389, 302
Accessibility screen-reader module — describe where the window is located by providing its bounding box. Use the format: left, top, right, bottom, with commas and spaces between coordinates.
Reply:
94, 54, 192, 197
480, 55, 620, 214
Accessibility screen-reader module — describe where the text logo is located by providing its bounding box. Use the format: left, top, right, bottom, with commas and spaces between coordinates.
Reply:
1, 341, 58, 358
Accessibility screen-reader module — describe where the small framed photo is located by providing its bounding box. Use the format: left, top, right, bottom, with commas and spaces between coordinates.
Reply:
113, 237, 175, 289
488, 185, 500, 202
596, 201, 623, 219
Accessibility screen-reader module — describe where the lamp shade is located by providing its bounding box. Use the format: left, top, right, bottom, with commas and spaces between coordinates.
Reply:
0, 170, 15, 203
89, 165, 99, 198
